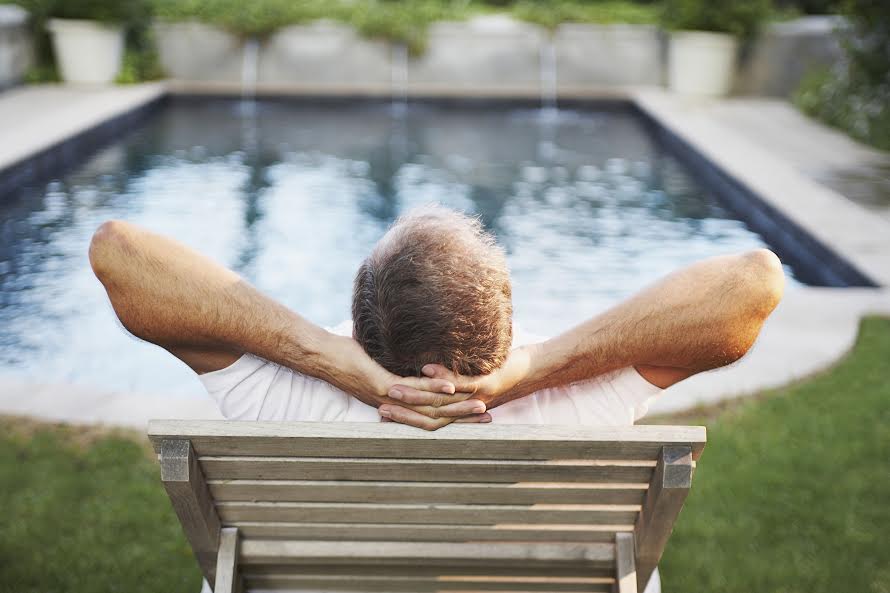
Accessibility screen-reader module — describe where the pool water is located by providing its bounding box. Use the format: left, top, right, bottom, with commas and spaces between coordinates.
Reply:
0, 100, 796, 396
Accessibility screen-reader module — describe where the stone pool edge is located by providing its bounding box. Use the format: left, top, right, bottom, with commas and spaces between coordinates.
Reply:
631, 89, 890, 288
0, 83, 168, 199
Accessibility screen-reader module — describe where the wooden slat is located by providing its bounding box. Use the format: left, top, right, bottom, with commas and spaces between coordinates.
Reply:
239, 541, 616, 569
158, 439, 220, 584
614, 532, 637, 593
242, 573, 613, 592
633, 446, 693, 592
229, 521, 632, 542
199, 456, 656, 483
440, 576, 612, 585
209, 480, 648, 505
149, 421, 707, 460
240, 564, 616, 579
216, 501, 640, 525
214, 527, 242, 593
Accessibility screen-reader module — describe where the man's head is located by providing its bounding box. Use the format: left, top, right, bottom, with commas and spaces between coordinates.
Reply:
352, 205, 513, 377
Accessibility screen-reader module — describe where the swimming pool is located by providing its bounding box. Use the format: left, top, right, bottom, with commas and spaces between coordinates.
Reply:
0, 99, 798, 396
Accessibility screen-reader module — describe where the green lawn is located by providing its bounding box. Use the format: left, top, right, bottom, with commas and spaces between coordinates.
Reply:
0, 422, 202, 592
655, 316, 890, 592
1, 317, 888, 592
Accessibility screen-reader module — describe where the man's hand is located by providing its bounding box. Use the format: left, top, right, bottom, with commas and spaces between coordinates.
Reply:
380, 344, 541, 428
376, 374, 493, 430
377, 373, 498, 430
376, 377, 493, 430
322, 334, 491, 430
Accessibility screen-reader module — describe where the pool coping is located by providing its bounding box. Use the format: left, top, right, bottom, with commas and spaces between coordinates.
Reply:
631, 89, 890, 288
0, 83, 168, 199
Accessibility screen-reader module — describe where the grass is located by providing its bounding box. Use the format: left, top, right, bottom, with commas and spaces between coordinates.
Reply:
651, 316, 890, 592
0, 317, 887, 592
0, 419, 201, 592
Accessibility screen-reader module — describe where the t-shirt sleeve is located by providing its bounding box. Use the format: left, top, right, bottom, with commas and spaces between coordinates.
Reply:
198, 354, 272, 420
607, 367, 664, 421
198, 353, 356, 421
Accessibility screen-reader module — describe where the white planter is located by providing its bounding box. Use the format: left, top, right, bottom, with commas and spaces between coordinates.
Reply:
668, 30, 738, 97
48, 18, 124, 84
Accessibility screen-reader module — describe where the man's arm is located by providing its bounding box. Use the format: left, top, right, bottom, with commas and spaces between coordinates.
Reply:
383, 249, 784, 418
88, 220, 482, 416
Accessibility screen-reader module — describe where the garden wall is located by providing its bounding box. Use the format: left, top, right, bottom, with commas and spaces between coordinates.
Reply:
0, 5, 32, 89
158, 16, 664, 96
157, 15, 839, 98
0, 12, 840, 98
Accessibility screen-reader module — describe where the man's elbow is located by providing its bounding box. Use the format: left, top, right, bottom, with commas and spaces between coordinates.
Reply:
711, 249, 784, 367
742, 248, 785, 317
88, 220, 132, 283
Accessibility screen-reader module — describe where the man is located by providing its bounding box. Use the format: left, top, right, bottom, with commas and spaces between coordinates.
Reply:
89, 205, 784, 431
90, 205, 783, 593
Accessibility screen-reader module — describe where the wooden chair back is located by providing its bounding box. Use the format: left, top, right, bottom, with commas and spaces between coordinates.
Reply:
148, 420, 706, 593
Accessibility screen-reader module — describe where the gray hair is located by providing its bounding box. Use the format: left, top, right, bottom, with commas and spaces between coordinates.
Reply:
352, 205, 513, 376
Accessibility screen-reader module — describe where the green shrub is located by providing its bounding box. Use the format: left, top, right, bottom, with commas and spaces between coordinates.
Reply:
23, 62, 59, 83
149, 0, 659, 46
794, 0, 890, 150
795, 69, 890, 150
511, 0, 659, 30
350, 3, 429, 56
660, 0, 772, 38
151, 0, 335, 38
352, 1, 476, 55
46, 0, 146, 24
115, 44, 164, 84
842, 0, 890, 91
9, 0, 148, 25
775, 0, 841, 14
150, 0, 478, 54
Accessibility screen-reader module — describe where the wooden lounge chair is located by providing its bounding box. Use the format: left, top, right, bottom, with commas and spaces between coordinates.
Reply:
148, 420, 706, 593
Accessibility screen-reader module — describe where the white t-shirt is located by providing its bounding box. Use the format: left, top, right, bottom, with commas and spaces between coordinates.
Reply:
200, 320, 662, 426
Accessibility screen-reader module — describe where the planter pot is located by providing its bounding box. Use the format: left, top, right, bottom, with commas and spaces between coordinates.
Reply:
48, 18, 123, 84
668, 30, 738, 97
